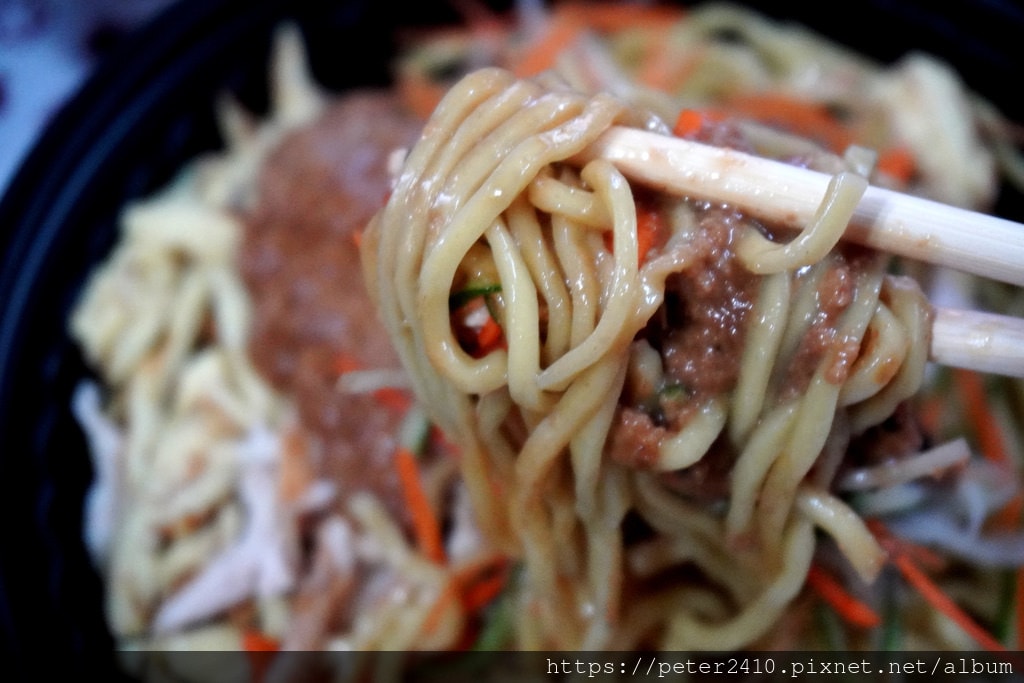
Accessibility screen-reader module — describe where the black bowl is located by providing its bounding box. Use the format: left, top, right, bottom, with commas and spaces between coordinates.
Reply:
0, 0, 1021, 670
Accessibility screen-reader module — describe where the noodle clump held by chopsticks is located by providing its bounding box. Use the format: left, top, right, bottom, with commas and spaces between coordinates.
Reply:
361, 66, 934, 649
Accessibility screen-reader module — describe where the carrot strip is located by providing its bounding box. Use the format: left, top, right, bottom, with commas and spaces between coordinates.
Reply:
917, 394, 946, 442
242, 630, 279, 683
431, 425, 461, 459
564, 2, 684, 32
421, 556, 511, 641
673, 109, 705, 138
243, 629, 280, 651
513, 11, 582, 78
452, 297, 505, 358
806, 564, 881, 629
476, 314, 504, 352
876, 146, 917, 186
461, 567, 510, 613
334, 353, 411, 412
397, 71, 449, 120
954, 369, 1010, 465
453, 553, 507, 582
454, 555, 511, 609
635, 203, 665, 265
602, 201, 666, 266
374, 387, 412, 413
891, 552, 1007, 652
868, 520, 946, 572
332, 352, 362, 375
634, 32, 679, 91
422, 579, 460, 635
395, 446, 446, 563
724, 93, 854, 153
952, 369, 1022, 528
872, 521, 1005, 651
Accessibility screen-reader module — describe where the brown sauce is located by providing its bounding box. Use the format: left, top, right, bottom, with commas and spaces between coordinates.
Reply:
657, 207, 759, 414
606, 206, 877, 480
607, 205, 759, 471
777, 246, 876, 399
239, 92, 422, 525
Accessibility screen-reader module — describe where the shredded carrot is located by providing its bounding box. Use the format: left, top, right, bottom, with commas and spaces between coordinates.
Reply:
634, 33, 681, 91
673, 108, 705, 138
892, 552, 1007, 652
514, 2, 686, 79
333, 352, 411, 412
917, 394, 946, 442
872, 521, 1006, 651
242, 629, 279, 683
431, 425, 461, 459
452, 553, 506, 583
951, 369, 1023, 527
955, 369, 1010, 465
672, 107, 729, 139
422, 579, 461, 635
449, 0, 505, 28
395, 446, 446, 564
806, 564, 881, 629
420, 556, 511, 640
332, 352, 362, 375
949, 368, 1024, 529
602, 201, 666, 266
242, 629, 280, 652
454, 555, 511, 612
563, 2, 684, 32
724, 93, 854, 153
876, 146, 916, 186
868, 519, 946, 572
452, 297, 506, 357
476, 314, 504, 352
618, 7, 692, 90
635, 203, 665, 264
374, 387, 412, 413
513, 11, 582, 78
461, 565, 510, 613
992, 491, 1023, 533
397, 70, 449, 120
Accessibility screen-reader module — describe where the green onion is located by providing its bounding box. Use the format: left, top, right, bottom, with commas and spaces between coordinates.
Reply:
993, 568, 1016, 644
470, 591, 514, 651
449, 283, 502, 311
814, 600, 847, 650
398, 405, 432, 456
879, 575, 902, 651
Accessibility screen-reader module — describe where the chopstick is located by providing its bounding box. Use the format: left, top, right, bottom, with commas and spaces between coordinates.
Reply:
579, 127, 1024, 287
931, 307, 1024, 378
575, 127, 1024, 379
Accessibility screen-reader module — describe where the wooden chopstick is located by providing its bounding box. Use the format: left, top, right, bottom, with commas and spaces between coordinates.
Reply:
932, 307, 1024, 378
579, 127, 1024, 287
575, 127, 1024, 378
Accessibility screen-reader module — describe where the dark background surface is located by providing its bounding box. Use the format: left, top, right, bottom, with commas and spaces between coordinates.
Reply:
0, 0, 1021, 672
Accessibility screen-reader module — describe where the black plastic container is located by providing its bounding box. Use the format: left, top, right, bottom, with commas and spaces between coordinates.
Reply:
0, 0, 1021, 671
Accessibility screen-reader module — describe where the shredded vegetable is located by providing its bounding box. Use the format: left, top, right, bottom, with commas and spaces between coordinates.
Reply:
395, 446, 447, 564
806, 564, 881, 629
873, 521, 1006, 651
